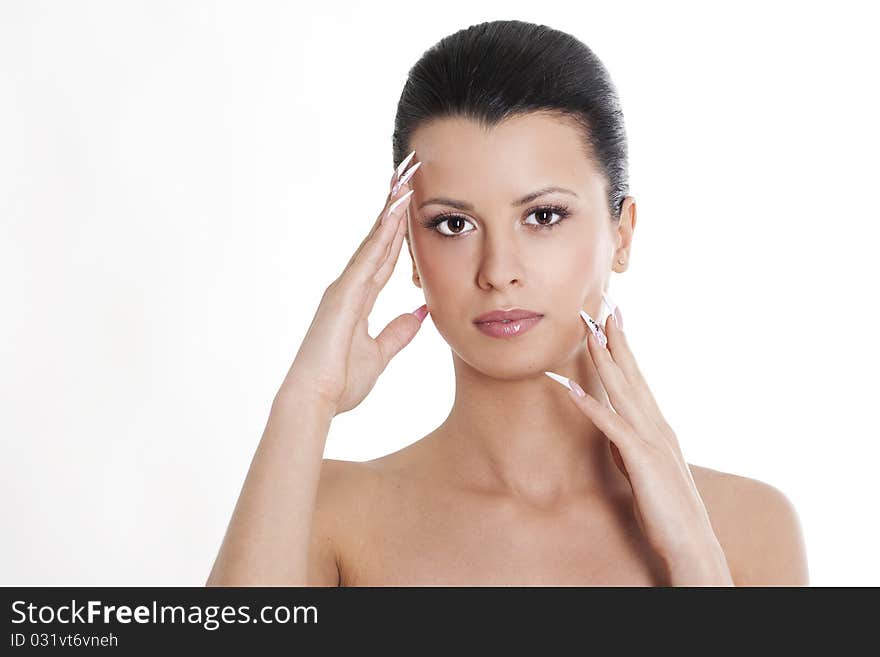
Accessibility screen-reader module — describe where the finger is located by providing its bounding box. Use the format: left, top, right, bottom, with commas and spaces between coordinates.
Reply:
328, 198, 408, 329
374, 310, 424, 369
603, 313, 648, 390
341, 157, 418, 274
341, 188, 413, 291
374, 160, 421, 232
363, 199, 409, 312
345, 187, 392, 268
583, 326, 627, 398
368, 188, 413, 270
339, 196, 413, 325
377, 184, 412, 264
334, 156, 420, 320
586, 331, 661, 440
544, 371, 639, 456
389, 166, 399, 193
341, 182, 408, 273
369, 161, 421, 268
603, 314, 675, 437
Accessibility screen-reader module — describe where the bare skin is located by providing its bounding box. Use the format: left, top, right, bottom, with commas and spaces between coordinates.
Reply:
309, 451, 808, 586
305, 113, 808, 586
209, 111, 808, 586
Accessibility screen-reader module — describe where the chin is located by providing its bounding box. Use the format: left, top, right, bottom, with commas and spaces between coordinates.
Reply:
449, 334, 567, 381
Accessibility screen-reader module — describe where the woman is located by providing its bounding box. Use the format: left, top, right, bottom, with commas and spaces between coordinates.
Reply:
207, 20, 808, 586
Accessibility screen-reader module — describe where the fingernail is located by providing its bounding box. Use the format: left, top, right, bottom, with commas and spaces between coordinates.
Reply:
412, 303, 428, 322
391, 160, 422, 196
544, 371, 585, 397
579, 310, 608, 348
396, 150, 416, 182
601, 290, 623, 330
385, 189, 415, 221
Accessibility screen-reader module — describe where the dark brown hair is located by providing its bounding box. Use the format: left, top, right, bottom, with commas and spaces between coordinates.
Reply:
392, 19, 630, 222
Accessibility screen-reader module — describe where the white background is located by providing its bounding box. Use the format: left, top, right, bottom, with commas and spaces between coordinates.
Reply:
2, 0, 878, 586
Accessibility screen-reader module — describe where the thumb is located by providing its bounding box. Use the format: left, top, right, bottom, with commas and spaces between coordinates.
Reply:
375, 304, 428, 367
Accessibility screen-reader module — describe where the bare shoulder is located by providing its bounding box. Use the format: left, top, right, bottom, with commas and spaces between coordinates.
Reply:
688, 463, 809, 586
307, 458, 381, 586
315, 457, 378, 499
313, 452, 406, 513
307, 441, 434, 585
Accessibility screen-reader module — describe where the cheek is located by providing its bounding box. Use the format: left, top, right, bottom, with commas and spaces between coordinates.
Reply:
542, 233, 600, 289
408, 230, 466, 290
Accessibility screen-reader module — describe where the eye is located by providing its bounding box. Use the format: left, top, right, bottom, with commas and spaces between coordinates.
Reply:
524, 205, 569, 229
422, 204, 572, 239
427, 215, 477, 237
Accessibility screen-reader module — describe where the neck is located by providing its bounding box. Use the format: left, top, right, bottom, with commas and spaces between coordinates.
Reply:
433, 342, 630, 507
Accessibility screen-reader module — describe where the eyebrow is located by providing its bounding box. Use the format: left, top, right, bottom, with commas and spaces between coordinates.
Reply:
417, 186, 579, 211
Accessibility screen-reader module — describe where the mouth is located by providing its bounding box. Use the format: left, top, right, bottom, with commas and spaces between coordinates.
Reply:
473, 308, 544, 339
473, 308, 543, 324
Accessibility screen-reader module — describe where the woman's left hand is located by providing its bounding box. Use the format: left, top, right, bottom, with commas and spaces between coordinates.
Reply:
546, 308, 735, 586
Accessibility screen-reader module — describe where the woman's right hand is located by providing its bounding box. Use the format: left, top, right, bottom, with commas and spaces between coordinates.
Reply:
277, 154, 427, 416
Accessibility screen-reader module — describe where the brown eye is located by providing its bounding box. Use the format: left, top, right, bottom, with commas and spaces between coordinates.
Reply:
447, 217, 468, 233
524, 207, 566, 228
423, 204, 570, 238
536, 209, 554, 224
431, 215, 476, 237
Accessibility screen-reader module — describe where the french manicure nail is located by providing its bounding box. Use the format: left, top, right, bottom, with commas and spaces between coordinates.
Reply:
602, 290, 623, 330
384, 189, 415, 221
391, 160, 422, 196
396, 150, 416, 181
412, 303, 428, 322
579, 310, 608, 348
544, 371, 585, 397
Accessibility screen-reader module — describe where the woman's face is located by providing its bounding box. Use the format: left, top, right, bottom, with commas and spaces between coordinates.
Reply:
406, 111, 627, 379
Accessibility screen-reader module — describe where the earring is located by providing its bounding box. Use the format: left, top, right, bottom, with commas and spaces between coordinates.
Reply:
618, 257, 625, 264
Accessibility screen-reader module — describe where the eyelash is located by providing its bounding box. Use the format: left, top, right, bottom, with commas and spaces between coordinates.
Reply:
420, 204, 572, 238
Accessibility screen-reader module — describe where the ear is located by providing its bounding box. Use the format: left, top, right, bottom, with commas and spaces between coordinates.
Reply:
614, 196, 637, 273
405, 227, 422, 289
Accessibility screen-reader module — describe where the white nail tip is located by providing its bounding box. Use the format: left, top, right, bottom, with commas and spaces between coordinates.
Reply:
579, 310, 608, 348
396, 150, 416, 180
601, 290, 617, 315
386, 189, 415, 217
544, 371, 574, 391
391, 160, 422, 196
578, 309, 594, 327
398, 160, 422, 185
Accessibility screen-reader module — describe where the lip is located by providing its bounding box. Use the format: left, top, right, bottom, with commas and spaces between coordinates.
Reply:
473, 315, 543, 338
473, 308, 544, 339
473, 308, 543, 324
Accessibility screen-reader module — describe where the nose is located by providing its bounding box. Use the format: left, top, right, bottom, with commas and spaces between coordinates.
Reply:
475, 231, 525, 291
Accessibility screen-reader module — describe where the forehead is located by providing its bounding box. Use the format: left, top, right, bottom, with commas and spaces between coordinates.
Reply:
408, 112, 602, 198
